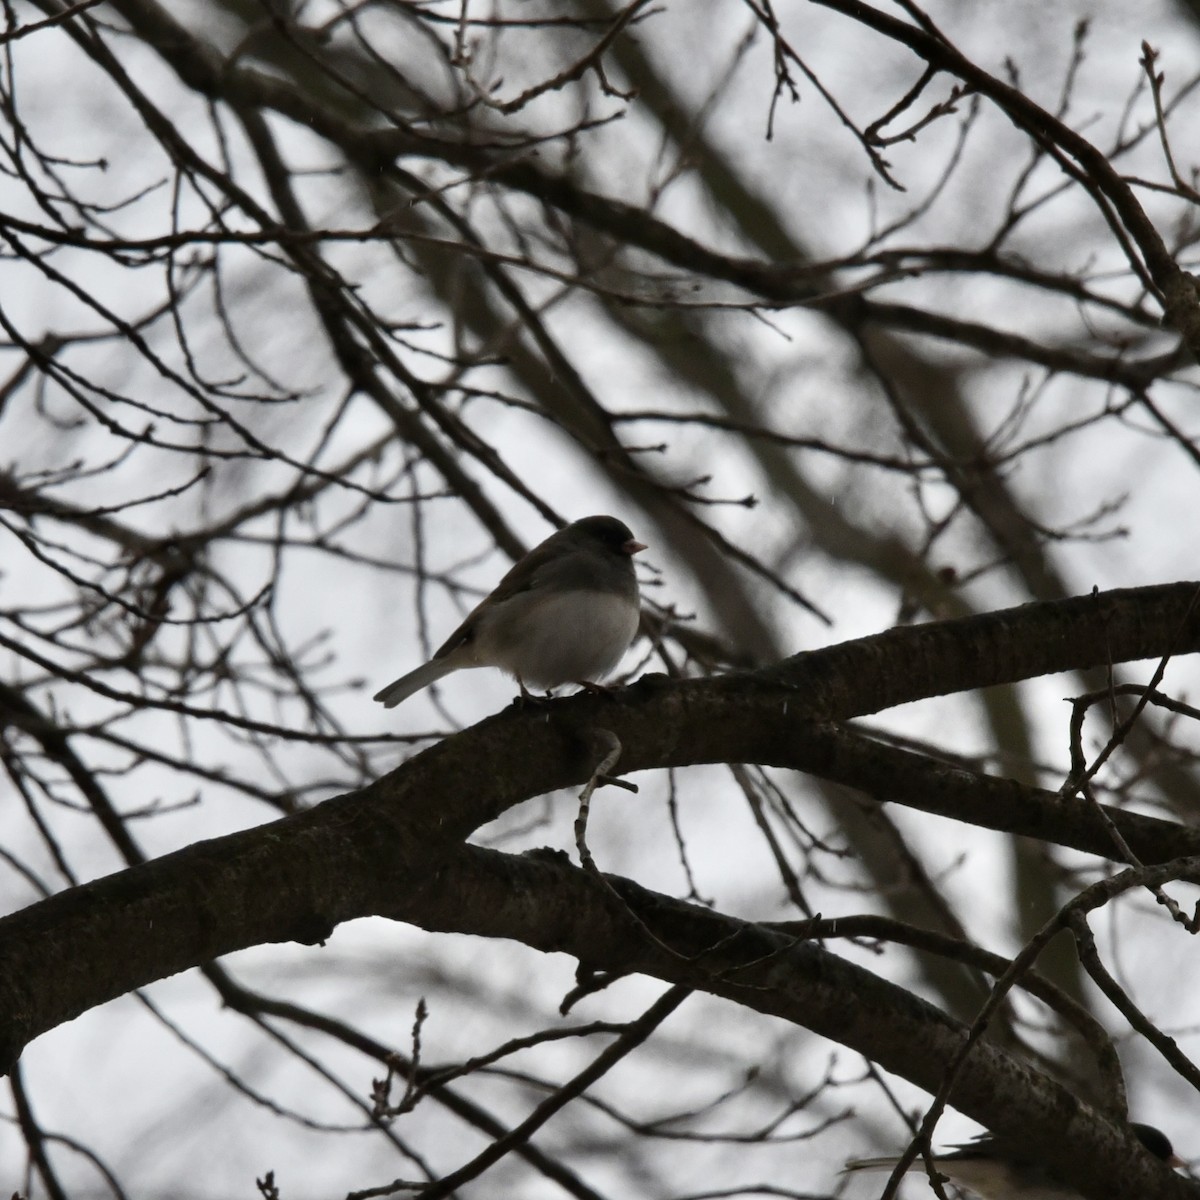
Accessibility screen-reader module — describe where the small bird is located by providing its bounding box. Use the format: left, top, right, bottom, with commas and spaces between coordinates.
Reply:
842, 1122, 1183, 1199
373, 515, 646, 709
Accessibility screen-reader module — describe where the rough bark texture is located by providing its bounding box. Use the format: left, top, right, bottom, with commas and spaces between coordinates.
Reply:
4, 584, 1200, 1198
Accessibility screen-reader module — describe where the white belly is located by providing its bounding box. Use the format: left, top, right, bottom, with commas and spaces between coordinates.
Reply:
475, 589, 638, 688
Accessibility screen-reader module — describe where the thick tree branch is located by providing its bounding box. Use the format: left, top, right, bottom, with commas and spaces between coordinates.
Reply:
407, 844, 1199, 1200
784, 723, 1200, 864
2, 582, 1199, 1069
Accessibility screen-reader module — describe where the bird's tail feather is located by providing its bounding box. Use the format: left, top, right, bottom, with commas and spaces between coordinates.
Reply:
841, 1157, 901, 1174
372, 658, 457, 708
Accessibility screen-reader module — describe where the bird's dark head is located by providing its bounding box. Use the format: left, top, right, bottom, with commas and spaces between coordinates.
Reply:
573, 515, 646, 557
1133, 1123, 1184, 1169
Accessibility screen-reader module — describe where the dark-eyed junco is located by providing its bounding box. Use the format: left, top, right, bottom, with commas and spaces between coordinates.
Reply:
373, 515, 646, 709
842, 1122, 1183, 1198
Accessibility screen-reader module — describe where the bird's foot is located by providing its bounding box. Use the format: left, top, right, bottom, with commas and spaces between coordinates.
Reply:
512, 679, 552, 710
574, 680, 616, 698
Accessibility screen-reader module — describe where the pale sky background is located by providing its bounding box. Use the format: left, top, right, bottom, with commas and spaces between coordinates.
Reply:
3, 1, 1200, 1196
